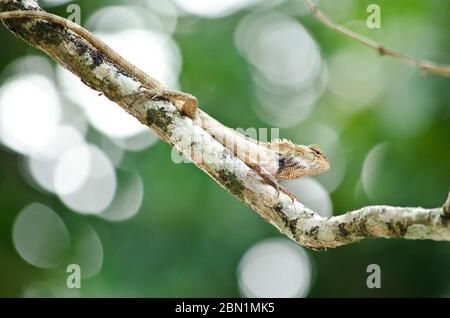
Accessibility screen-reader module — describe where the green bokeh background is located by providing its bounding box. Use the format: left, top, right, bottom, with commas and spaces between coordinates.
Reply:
0, 0, 449, 297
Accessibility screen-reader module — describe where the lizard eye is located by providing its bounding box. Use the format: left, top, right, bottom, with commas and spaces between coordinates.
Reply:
309, 144, 323, 156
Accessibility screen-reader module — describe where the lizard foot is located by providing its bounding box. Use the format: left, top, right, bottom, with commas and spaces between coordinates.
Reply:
281, 186, 297, 203
271, 182, 297, 203
255, 167, 297, 203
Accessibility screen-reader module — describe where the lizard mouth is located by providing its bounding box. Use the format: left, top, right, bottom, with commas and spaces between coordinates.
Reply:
307, 145, 330, 172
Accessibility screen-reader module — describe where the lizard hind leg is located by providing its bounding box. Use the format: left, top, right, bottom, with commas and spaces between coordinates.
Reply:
116, 86, 198, 118
163, 89, 198, 118
264, 175, 297, 203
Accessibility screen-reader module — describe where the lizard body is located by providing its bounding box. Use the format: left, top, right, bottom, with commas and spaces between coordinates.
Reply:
1, 9, 330, 199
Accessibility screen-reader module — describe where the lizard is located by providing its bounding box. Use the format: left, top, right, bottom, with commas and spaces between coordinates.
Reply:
194, 111, 330, 199
0, 9, 330, 200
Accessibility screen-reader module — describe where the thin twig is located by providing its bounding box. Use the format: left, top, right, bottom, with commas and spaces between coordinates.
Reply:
1, 1, 449, 250
303, 0, 450, 77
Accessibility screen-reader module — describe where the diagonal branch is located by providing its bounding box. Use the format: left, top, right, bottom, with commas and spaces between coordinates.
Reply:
443, 191, 450, 219
1, 0, 449, 250
303, 0, 450, 77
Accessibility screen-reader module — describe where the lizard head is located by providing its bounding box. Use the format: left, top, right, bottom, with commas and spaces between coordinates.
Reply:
270, 139, 330, 180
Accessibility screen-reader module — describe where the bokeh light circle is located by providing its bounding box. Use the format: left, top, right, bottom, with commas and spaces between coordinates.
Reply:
70, 224, 104, 279
282, 177, 332, 217
54, 144, 117, 214
238, 238, 312, 298
27, 125, 85, 193
99, 170, 144, 222
13, 203, 70, 268
235, 11, 326, 127
0, 74, 61, 155
172, 0, 282, 18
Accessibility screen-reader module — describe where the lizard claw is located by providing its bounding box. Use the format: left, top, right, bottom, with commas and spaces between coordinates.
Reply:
250, 165, 297, 203
284, 188, 297, 203
273, 182, 297, 203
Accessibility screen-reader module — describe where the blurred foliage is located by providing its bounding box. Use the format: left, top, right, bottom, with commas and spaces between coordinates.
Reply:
0, 0, 449, 297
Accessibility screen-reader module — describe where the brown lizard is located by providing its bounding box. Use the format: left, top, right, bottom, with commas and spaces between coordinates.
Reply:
0, 9, 330, 200
195, 111, 330, 199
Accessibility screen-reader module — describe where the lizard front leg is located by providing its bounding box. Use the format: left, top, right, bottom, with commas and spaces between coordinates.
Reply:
245, 160, 297, 202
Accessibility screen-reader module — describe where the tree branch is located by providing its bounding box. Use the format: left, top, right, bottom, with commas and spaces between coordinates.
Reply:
1, 0, 449, 250
303, 0, 450, 77
443, 191, 450, 219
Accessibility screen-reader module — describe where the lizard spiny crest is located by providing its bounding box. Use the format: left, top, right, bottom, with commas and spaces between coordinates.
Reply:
270, 138, 296, 151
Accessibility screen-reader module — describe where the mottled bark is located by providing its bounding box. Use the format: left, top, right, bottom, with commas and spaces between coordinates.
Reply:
1, 0, 449, 250
442, 192, 450, 219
